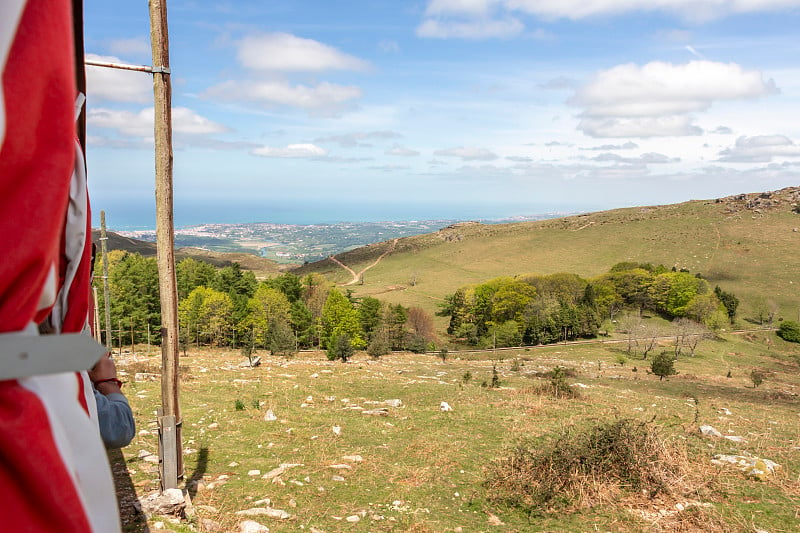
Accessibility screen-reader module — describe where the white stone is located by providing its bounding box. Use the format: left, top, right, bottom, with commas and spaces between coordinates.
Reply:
247, 470, 261, 477
724, 435, 747, 443
383, 399, 403, 407
236, 507, 290, 519
264, 409, 277, 422
332, 425, 341, 436
239, 520, 269, 533
139, 488, 186, 517
332, 475, 345, 482
229, 462, 240, 467
699, 425, 722, 438
440, 401, 453, 412
342, 455, 363, 463
346, 515, 360, 523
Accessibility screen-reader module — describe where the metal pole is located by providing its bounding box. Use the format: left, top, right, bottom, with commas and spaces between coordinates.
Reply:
149, 0, 182, 486
100, 211, 112, 350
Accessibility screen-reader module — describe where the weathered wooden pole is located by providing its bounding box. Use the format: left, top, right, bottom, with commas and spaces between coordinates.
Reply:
100, 211, 112, 350
149, 0, 182, 488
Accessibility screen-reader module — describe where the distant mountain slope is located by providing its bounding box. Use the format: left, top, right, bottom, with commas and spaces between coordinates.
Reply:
90, 229, 285, 278
292, 187, 800, 322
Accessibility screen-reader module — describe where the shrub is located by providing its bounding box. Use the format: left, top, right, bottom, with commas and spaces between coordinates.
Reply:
544, 366, 579, 399
438, 348, 448, 362
485, 418, 685, 512
651, 351, 678, 380
750, 369, 765, 388
366, 333, 390, 358
777, 320, 800, 343
234, 399, 245, 411
328, 333, 354, 362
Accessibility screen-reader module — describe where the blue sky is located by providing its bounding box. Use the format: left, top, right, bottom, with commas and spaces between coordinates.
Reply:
84, 0, 800, 227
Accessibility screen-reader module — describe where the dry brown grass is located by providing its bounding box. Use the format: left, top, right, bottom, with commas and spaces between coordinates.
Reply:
485, 418, 694, 514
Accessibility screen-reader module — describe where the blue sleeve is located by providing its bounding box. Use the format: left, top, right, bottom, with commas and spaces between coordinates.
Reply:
93, 390, 136, 449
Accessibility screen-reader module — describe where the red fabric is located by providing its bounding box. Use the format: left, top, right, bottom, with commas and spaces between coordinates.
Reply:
0, 1, 100, 531
0, 382, 92, 532
0, 0, 75, 332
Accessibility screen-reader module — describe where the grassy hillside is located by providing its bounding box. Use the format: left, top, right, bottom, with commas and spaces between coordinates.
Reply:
292, 187, 800, 326
114, 330, 800, 532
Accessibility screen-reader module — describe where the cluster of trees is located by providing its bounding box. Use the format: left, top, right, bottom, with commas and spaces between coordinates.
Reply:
94, 252, 437, 358
438, 262, 738, 349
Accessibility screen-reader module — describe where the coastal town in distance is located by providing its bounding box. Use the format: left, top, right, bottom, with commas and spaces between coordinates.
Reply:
116, 214, 566, 264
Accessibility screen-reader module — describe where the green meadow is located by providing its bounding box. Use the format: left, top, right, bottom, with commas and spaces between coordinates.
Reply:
116, 326, 799, 532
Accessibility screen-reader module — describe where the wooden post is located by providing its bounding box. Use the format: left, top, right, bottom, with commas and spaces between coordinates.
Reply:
100, 211, 112, 350
149, 0, 182, 484
92, 287, 101, 342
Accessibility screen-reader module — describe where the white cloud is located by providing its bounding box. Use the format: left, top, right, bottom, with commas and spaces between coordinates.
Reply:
417, 17, 524, 39
582, 141, 639, 151
435, 146, 499, 160
88, 107, 227, 138
718, 135, 800, 162
418, 0, 800, 38
571, 60, 778, 137
85, 54, 152, 103
251, 143, 328, 158
425, 0, 498, 16
503, 0, 800, 21
378, 40, 400, 53
205, 80, 361, 110
590, 152, 680, 164
315, 131, 402, 147
237, 33, 368, 72
107, 37, 150, 57
386, 144, 420, 157
368, 164, 412, 171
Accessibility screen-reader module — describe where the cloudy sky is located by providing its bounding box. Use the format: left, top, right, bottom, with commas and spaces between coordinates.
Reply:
84, 0, 800, 227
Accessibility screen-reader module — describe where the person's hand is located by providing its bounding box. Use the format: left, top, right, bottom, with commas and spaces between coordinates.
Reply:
89, 353, 122, 395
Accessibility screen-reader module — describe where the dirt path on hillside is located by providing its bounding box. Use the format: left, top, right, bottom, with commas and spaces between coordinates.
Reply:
328, 239, 398, 285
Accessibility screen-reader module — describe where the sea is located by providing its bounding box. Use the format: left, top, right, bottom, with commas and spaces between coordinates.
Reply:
92, 199, 587, 231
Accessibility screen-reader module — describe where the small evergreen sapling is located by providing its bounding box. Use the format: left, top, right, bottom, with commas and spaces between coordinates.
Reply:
651, 351, 678, 380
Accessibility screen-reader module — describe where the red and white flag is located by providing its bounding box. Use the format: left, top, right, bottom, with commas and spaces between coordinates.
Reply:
1, 1, 121, 531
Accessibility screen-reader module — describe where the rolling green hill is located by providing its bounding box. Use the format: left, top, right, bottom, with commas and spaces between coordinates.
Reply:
292, 187, 800, 325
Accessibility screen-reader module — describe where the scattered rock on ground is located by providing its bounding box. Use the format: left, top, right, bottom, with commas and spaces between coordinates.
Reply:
712, 454, 781, 480
699, 425, 722, 438
139, 488, 187, 517
239, 520, 269, 533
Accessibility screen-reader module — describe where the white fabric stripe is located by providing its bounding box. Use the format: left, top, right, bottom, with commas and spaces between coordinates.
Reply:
21, 371, 121, 533
0, 0, 26, 148
50, 140, 90, 333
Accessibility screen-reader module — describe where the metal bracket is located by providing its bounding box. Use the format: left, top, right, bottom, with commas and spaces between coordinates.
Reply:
151, 65, 171, 75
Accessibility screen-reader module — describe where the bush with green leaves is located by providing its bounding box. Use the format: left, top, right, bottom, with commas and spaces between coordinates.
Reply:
327, 333, 354, 362
650, 351, 678, 380
777, 320, 800, 343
